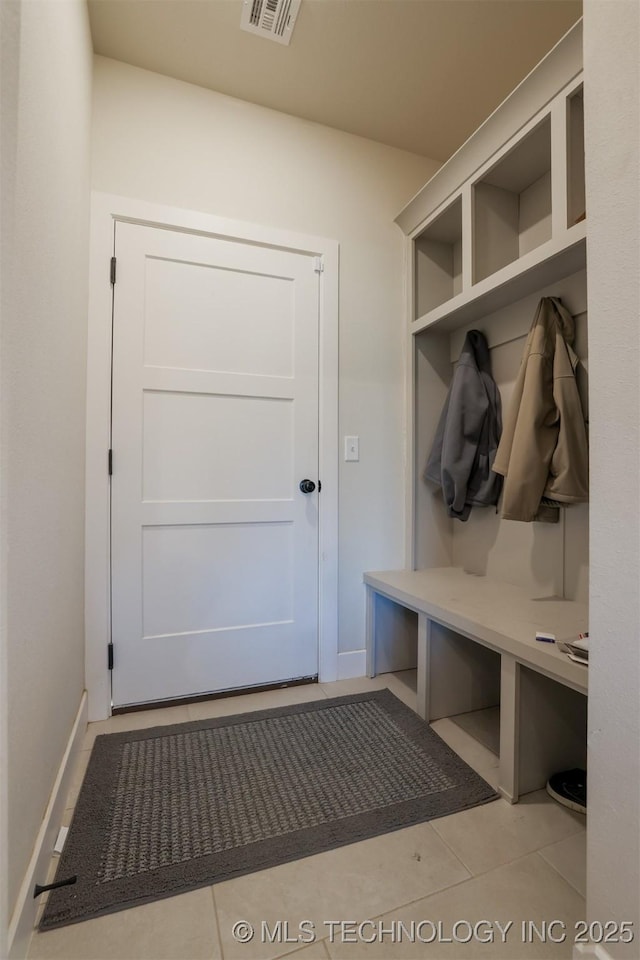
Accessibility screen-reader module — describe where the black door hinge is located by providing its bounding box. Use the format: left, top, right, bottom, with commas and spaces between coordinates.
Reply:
108, 449, 113, 475
318, 481, 322, 492
108, 643, 114, 670
110, 257, 117, 285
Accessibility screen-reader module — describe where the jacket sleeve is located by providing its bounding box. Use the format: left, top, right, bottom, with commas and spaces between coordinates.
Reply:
440, 364, 489, 520
547, 342, 589, 502
497, 352, 558, 521
424, 393, 450, 487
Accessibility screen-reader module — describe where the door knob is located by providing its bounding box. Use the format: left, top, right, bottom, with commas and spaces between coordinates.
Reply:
299, 479, 316, 494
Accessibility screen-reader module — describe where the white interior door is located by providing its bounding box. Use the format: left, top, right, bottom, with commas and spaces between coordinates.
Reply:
110, 222, 320, 707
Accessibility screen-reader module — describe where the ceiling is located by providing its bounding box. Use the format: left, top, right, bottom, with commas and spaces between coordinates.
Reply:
88, 0, 582, 162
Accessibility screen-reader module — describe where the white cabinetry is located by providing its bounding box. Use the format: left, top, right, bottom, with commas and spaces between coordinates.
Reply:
365, 21, 588, 802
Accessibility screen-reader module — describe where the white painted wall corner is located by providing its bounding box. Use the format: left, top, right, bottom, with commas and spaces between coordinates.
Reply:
8, 693, 87, 960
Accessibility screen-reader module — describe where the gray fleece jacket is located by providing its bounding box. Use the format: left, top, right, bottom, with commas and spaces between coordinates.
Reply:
424, 330, 502, 521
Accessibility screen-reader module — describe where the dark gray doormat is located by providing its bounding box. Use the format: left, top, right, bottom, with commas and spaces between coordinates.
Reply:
40, 689, 498, 930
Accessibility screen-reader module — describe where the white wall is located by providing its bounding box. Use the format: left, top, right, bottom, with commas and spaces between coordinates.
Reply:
583, 2, 640, 955
91, 57, 439, 664
0, 0, 93, 941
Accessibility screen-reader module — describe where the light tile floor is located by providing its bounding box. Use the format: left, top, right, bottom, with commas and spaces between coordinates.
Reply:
28, 672, 586, 960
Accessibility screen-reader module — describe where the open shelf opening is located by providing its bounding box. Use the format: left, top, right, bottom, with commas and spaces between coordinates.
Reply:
517, 665, 587, 796
370, 595, 418, 674
567, 85, 586, 228
473, 117, 552, 283
450, 705, 501, 758
428, 626, 501, 723
414, 197, 462, 318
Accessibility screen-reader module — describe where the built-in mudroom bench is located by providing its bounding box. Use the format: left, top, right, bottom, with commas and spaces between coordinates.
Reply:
365, 21, 589, 804
364, 568, 587, 803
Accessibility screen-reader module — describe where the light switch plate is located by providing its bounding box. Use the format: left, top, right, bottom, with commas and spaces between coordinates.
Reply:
344, 436, 359, 461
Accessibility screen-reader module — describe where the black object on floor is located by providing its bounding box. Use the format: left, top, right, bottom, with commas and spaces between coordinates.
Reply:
40, 689, 499, 930
546, 768, 587, 814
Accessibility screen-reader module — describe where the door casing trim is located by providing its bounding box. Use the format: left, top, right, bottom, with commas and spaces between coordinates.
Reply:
85, 191, 339, 721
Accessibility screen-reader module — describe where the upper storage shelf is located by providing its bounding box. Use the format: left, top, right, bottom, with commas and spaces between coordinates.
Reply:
400, 21, 585, 334
414, 196, 462, 316
473, 116, 551, 283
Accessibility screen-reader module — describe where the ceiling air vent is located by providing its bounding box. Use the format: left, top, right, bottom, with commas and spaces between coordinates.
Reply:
240, 0, 302, 45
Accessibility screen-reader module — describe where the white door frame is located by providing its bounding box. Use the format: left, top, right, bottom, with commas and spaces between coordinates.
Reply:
85, 192, 339, 722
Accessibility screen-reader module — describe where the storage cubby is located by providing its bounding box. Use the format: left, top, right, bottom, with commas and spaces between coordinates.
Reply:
567, 85, 586, 228
368, 594, 418, 674
427, 624, 500, 721
414, 197, 462, 318
517, 666, 587, 796
473, 116, 552, 283
449, 706, 500, 758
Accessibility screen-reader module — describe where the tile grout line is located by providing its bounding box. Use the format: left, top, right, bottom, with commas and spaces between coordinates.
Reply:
210, 884, 226, 960
350, 846, 585, 928
429, 809, 587, 883
366, 866, 482, 922
428, 818, 477, 877
534, 848, 586, 900
273, 938, 331, 960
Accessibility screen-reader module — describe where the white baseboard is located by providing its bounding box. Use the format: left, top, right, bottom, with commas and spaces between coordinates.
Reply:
337, 649, 366, 680
8, 692, 88, 959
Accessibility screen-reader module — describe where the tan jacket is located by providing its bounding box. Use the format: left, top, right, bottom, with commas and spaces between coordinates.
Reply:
492, 297, 588, 522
